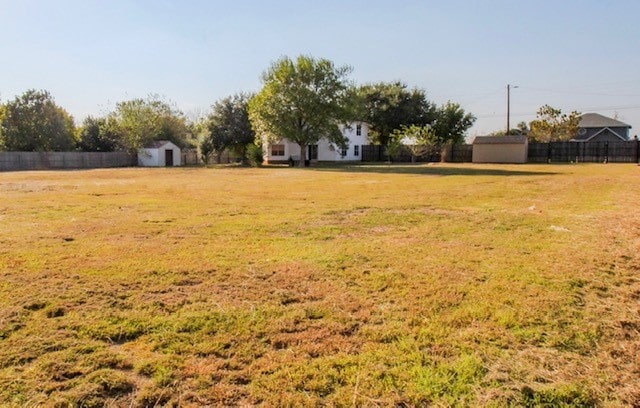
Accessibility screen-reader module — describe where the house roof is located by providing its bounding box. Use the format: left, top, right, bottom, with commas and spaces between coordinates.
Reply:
473, 135, 528, 145
579, 113, 631, 129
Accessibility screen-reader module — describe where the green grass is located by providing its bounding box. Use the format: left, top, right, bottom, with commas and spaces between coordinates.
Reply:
1, 163, 639, 406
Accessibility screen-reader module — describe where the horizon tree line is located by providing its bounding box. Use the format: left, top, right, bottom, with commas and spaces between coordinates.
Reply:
1, 55, 488, 163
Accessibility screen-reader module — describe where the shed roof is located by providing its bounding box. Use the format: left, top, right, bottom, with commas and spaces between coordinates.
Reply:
579, 113, 631, 129
473, 135, 528, 145
144, 140, 177, 149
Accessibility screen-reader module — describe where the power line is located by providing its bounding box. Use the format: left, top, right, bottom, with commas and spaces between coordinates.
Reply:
517, 86, 640, 98
475, 104, 640, 119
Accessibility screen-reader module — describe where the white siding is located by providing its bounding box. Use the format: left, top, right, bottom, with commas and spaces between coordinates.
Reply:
138, 141, 182, 167
263, 122, 369, 163
138, 148, 160, 166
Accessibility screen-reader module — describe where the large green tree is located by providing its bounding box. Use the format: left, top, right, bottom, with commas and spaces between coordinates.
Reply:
0, 89, 76, 151
202, 93, 255, 164
248, 55, 355, 167
528, 105, 581, 142
432, 102, 476, 145
358, 82, 436, 146
109, 95, 189, 150
76, 116, 121, 152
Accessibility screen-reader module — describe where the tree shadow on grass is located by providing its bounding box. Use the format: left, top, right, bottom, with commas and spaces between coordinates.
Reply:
307, 163, 559, 177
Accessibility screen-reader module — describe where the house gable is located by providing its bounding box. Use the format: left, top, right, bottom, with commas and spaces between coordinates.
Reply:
575, 113, 632, 141
583, 127, 627, 142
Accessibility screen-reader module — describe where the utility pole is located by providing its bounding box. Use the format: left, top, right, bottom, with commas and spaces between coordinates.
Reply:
507, 84, 518, 134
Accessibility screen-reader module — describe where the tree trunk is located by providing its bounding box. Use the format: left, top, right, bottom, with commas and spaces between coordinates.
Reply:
298, 143, 307, 167
440, 143, 452, 163
239, 145, 248, 166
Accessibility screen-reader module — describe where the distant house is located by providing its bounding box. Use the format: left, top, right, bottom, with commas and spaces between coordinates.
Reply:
138, 140, 181, 167
472, 135, 528, 164
573, 113, 632, 142
263, 122, 369, 164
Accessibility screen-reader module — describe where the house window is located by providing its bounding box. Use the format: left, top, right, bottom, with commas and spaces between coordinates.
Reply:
271, 144, 285, 156
341, 147, 348, 157
354, 145, 360, 157
356, 124, 362, 136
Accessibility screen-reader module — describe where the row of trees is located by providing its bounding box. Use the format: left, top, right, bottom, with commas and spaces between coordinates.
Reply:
1, 55, 478, 166
0, 91, 193, 152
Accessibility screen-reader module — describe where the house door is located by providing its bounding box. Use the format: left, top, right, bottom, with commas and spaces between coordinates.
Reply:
308, 145, 318, 161
165, 149, 174, 166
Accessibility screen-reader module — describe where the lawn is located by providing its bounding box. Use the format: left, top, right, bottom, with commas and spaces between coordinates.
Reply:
0, 163, 639, 406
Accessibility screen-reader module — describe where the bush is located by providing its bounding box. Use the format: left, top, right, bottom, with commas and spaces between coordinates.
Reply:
246, 143, 263, 167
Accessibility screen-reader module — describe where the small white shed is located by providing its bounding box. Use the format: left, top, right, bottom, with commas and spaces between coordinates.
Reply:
138, 140, 181, 167
472, 135, 528, 164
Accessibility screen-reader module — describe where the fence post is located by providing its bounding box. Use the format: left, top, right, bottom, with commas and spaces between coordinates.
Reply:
604, 141, 609, 164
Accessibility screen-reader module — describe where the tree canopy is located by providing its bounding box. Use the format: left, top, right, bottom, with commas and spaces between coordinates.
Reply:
358, 82, 436, 146
201, 93, 255, 164
76, 116, 121, 152
0, 89, 76, 151
431, 102, 476, 146
109, 95, 190, 151
528, 105, 581, 142
249, 55, 355, 166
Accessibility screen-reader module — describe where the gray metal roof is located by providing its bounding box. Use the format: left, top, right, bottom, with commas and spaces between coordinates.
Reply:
579, 113, 631, 129
473, 135, 528, 145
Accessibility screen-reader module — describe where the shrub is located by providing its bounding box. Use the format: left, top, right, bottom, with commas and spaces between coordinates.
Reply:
246, 143, 263, 167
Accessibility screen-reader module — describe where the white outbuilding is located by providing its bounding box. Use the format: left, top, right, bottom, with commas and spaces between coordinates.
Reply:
138, 140, 181, 167
472, 135, 528, 164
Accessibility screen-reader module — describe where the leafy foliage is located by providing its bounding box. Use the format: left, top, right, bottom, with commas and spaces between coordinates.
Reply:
431, 102, 476, 147
0, 89, 76, 151
358, 82, 436, 146
529, 105, 581, 142
109, 95, 189, 150
76, 116, 121, 152
391, 124, 437, 162
249, 55, 355, 166
202, 93, 255, 164
246, 143, 263, 167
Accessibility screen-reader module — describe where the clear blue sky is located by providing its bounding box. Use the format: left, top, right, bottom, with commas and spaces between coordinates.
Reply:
2, 0, 639, 138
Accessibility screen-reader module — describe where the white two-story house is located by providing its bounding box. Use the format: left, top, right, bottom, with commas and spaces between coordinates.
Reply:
263, 122, 369, 164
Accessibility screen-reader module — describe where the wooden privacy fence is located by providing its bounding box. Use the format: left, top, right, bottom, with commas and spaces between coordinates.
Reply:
528, 140, 640, 163
0, 151, 137, 171
181, 149, 200, 166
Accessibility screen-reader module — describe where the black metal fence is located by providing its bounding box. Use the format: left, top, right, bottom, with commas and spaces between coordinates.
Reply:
448, 144, 473, 163
528, 140, 640, 163
362, 140, 640, 164
360, 144, 470, 163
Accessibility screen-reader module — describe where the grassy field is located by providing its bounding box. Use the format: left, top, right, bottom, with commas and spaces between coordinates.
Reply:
0, 163, 639, 407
